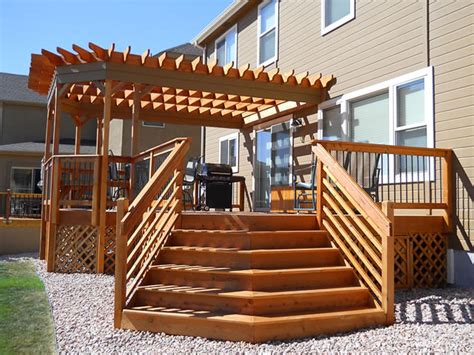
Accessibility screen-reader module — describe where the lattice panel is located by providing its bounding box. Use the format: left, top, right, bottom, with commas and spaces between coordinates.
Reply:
55, 225, 98, 273
394, 236, 410, 289
104, 226, 116, 275
411, 232, 447, 288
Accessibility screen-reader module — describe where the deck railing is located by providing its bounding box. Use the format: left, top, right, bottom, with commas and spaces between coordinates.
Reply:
114, 137, 190, 328
313, 143, 395, 323
313, 140, 454, 230
0, 190, 42, 222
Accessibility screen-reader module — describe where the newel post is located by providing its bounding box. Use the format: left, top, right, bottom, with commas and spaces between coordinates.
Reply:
381, 201, 395, 325
316, 146, 324, 228
114, 197, 129, 328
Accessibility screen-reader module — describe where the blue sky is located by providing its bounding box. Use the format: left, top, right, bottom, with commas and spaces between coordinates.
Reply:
0, 0, 233, 75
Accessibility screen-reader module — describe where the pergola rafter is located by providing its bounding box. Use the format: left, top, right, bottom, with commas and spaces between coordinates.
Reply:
29, 42, 336, 129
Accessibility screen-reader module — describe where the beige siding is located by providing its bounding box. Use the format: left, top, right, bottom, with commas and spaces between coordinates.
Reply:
429, 0, 474, 249
202, 1, 473, 248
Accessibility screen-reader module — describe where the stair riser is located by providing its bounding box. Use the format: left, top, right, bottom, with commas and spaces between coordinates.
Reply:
145, 268, 358, 291
169, 232, 330, 249
158, 249, 343, 269
121, 309, 387, 343
133, 288, 371, 316
180, 213, 318, 231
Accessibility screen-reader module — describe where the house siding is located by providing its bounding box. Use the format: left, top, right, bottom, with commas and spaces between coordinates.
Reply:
429, 0, 474, 250
202, 0, 473, 250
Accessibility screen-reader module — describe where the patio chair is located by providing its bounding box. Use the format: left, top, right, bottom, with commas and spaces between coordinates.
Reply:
108, 150, 130, 201
293, 152, 352, 211
182, 156, 201, 210
344, 152, 381, 202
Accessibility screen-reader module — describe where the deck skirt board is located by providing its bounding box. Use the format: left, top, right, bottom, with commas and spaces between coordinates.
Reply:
123, 212, 387, 341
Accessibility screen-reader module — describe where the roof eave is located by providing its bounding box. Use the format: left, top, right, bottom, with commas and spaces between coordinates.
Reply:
192, 0, 249, 46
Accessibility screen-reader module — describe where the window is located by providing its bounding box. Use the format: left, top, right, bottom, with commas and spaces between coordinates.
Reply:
258, 0, 278, 66
10, 167, 41, 193
318, 67, 434, 180
142, 121, 165, 128
219, 132, 239, 172
321, 0, 355, 35
215, 25, 237, 66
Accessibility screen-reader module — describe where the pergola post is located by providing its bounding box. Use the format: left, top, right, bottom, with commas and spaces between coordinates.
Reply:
97, 80, 112, 273
52, 84, 62, 155
74, 115, 82, 154
129, 85, 141, 199
39, 103, 54, 260
96, 116, 103, 155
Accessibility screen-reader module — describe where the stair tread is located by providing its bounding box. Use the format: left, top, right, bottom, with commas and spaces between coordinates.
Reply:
162, 246, 337, 253
137, 284, 369, 298
172, 229, 325, 234
150, 264, 353, 275
124, 306, 383, 323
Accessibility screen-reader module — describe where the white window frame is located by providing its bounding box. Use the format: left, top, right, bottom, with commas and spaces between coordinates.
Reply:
142, 121, 165, 128
218, 132, 239, 173
318, 67, 434, 183
321, 0, 355, 36
257, 0, 279, 67
214, 24, 238, 67
10, 166, 41, 193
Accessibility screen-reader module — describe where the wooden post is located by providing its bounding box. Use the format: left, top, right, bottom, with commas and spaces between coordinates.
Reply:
74, 119, 82, 155
4, 189, 11, 224
381, 201, 395, 325
97, 80, 112, 273
239, 180, 245, 211
96, 117, 103, 155
129, 86, 141, 200
316, 151, 324, 228
40, 105, 54, 259
114, 197, 129, 328
47, 157, 61, 272
442, 150, 454, 232
52, 86, 62, 155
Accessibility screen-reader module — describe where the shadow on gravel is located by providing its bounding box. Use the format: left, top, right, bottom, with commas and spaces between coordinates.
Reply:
396, 288, 473, 325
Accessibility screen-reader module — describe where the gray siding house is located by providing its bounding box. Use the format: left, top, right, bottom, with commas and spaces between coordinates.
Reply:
193, 0, 473, 286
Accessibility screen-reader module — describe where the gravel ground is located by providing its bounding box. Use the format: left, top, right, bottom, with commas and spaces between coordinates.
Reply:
3, 254, 473, 353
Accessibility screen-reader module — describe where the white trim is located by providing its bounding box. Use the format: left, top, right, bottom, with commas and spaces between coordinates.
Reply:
321, 0, 355, 36
214, 24, 238, 67
318, 67, 435, 183
257, 0, 279, 67
218, 132, 239, 173
142, 121, 165, 128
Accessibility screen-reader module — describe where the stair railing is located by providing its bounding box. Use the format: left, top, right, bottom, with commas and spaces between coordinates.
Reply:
313, 143, 395, 324
114, 137, 190, 328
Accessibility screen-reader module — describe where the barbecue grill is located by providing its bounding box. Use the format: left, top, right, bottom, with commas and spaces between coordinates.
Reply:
196, 163, 233, 210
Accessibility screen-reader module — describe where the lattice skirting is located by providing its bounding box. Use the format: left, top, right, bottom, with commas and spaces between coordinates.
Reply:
394, 233, 447, 289
55, 225, 98, 273
54, 224, 117, 274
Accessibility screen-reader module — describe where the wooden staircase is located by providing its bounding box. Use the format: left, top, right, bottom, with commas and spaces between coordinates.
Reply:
120, 213, 387, 343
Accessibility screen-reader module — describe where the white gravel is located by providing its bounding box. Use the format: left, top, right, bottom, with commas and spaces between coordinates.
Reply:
4, 254, 473, 353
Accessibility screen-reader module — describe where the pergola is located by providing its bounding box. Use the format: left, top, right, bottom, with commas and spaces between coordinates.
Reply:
29, 42, 336, 272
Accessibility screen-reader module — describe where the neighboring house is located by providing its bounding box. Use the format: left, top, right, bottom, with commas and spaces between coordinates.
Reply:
108, 43, 203, 157
193, 0, 473, 285
0, 72, 97, 196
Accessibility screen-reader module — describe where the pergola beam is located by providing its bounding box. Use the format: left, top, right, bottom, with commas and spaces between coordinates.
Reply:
56, 62, 322, 104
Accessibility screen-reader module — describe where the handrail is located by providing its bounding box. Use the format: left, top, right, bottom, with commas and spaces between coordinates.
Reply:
313, 143, 394, 324
311, 139, 454, 231
114, 137, 190, 328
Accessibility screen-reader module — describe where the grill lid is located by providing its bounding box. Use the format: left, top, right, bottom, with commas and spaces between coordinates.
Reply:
198, 163, 233, 177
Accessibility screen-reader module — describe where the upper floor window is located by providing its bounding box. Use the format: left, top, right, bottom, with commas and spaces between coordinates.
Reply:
321, 0, 355, 35
215, 25, 237, 66
258, 0, 278, 66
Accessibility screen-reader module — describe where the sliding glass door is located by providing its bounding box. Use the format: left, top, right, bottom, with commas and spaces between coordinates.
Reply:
254, 123, 291, 210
